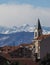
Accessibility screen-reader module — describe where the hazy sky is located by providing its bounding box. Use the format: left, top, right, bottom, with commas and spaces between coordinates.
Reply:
0, 0, 50, 27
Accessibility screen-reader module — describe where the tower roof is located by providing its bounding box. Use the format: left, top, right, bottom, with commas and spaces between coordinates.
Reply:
38, 19, 41, 30
37, 18, 42, 30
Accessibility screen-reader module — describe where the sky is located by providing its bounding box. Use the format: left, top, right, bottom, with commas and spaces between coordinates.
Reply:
0, 0, 50, 27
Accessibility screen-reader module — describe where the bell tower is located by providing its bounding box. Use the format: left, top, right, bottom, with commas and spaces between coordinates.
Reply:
33, 19, 42, 61
34, 18, 42, 39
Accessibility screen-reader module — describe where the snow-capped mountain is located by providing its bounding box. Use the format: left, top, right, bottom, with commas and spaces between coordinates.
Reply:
17, 24, 34, 32
42, 26, 50, 34
0, 24, 34, 34
0, 24, 50, 34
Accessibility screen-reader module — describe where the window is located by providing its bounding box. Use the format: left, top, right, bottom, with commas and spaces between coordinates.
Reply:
35, 32, 37, 37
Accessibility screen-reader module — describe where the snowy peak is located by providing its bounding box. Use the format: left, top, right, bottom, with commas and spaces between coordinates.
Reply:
0, 24, 50, 34
18, 24, 34, 32
0, 24, 34, 34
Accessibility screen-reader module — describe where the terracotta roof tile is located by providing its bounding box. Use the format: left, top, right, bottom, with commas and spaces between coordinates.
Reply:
36, 34, 50, 40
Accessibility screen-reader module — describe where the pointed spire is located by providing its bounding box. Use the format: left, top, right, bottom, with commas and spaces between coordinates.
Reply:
38, 18, 42, 30
34, 18, 42, 39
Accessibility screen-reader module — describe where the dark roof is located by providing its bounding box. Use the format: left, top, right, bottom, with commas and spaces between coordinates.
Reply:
38, 18, 42, 30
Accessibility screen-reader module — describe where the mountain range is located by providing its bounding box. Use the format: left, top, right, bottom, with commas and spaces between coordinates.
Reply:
0, 24, 34, 34
0, 24, 50, 34
0, 32, 34, 47
0, 24, 49, 47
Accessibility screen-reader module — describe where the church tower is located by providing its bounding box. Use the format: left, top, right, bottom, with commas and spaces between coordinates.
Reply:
34, 18, 42, 39
33, 19, 42, 61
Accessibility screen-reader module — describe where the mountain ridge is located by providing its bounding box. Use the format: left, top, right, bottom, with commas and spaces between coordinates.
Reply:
0, 32, 34, 47
0, 24, 49, 34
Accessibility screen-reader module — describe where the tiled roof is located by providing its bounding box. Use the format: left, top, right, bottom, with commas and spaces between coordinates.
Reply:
36, 34, 50, 40
20, 43, 31, 46
0, 43, 33, 53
